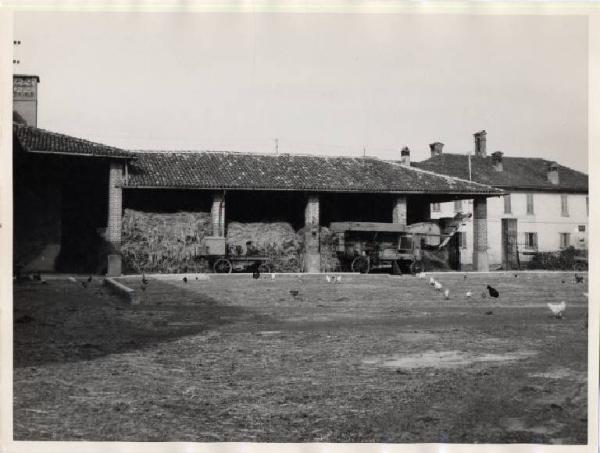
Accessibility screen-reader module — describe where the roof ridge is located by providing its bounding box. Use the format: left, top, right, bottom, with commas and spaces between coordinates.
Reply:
385, 159, 502, 191
129, 149, 380, 160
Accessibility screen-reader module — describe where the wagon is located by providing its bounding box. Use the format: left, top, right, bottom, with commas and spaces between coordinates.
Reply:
573, 255, 588, 272
329, 222, 426, 274
201, 236, 273, 274
329, 219, 465, 274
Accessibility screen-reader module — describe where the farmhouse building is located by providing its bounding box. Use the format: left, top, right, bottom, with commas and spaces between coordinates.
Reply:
414, 131, 589, 269
12, 74, 504, 275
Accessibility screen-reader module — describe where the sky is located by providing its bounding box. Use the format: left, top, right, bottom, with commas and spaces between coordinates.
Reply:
14, 12, 589, 172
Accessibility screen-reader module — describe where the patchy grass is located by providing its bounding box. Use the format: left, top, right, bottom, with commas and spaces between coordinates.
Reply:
13, 272, 588, 443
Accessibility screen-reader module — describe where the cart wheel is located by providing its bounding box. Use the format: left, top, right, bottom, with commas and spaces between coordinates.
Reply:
213, 258, 232, 274
573, 262, 588, 272
258, 262, 271, 273
410, 261, 424, 274
351, 256, 370, 274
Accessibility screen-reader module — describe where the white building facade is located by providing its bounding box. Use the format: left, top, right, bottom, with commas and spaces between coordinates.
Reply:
430, 192, 588, 268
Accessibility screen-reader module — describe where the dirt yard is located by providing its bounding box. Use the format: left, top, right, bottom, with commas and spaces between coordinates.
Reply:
13, 272, 588, 443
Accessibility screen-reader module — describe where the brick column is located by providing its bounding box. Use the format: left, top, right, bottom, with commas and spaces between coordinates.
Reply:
392, 196, 407, 226
303, 194, 320, 273
472, 196, 489, 272
106, 161, 123, 276
211, 192, 226, 236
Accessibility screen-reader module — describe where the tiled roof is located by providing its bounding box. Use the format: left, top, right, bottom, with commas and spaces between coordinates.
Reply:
125, 151, 503, 195
413, 154, 588, 193
13, 123, 135, 159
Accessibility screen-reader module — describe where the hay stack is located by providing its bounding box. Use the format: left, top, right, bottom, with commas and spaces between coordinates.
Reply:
226, 222, 303, 272
121, 209, 212, 273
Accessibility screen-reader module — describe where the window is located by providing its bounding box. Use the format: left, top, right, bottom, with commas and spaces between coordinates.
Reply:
526, 193, 534, 215
454, 200, 463, 212
458, 231, 467, 249
504, 194, 512, 214
561, 194, 569, 217
524, 232, 538, 249
431, 203, 440, 212
560, 233, 570, 249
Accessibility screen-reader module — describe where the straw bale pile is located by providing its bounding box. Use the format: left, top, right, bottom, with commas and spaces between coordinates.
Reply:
121, 209, 212, 273
226, 222, 303, 272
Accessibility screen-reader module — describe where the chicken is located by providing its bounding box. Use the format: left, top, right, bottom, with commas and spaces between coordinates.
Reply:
335, 275, 342, 283
325, 275, 332, 283
487, 285, 499, 298
142, 273, 149, 285
429, 277, 436, 287
87, 275, 93, 283
416, 272, 426, 279
290, 290, 299, 297
575, 274, 584, 284
547, 301, 566, 319
252, 270, 260, 279
182, 277, 188, 283
466, 290, 472, 298
68, 276, 77, 283
444, 289, 450, 300
464, 274, 468, 280
514, 273, 518, 278
434, 281, 443, 291
81, 281, 88, 289
271, 273, 276, 280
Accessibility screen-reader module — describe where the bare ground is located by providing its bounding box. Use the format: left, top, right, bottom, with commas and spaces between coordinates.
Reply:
13, 272, 588, 443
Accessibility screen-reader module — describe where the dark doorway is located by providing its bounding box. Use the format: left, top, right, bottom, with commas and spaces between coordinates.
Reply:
57, 158, 110, 273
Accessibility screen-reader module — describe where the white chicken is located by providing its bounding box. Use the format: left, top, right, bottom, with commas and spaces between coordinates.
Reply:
417, 272, 426, 279
434, 281, 443, 291
271, 273, 276, 280
429, 277, 436, 287
444, 289, 450, 300
466, 290, 472, 298
325, 275, 332, 283
547, 301, 566, 319
335, 275, 342, 283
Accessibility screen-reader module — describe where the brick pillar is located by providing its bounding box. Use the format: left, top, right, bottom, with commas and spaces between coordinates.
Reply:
106, 161, 123, 276
392, 196, 407, 226
303, 194, 320, 273
472, 197, 489, 272
211, 192, 225, 236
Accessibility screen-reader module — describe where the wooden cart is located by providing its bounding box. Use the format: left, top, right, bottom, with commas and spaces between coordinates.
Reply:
202, 236, 273, 274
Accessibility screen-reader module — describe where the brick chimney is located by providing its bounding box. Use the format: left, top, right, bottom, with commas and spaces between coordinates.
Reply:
400, 146, 410, 166
13, 74, 40, 127
547, 162, 559, 185
429, 142, 444, 157
474, 130, 487, 157
491, 151, 503, 172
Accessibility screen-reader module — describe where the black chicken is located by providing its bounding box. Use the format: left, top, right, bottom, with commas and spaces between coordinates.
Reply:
182, 277, 188, 283
487, 285, 499, 298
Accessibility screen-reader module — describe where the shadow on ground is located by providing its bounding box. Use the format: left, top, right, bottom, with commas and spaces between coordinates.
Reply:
13, 278, 269, 368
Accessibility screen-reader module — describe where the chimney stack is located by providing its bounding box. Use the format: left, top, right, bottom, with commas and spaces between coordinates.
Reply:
547, 162, 559, 185
13, 74, 40, 127
474, 130, 487, 157
400, 146, 411, 166
491, 151, 503, 172
429, 142, 444, 157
